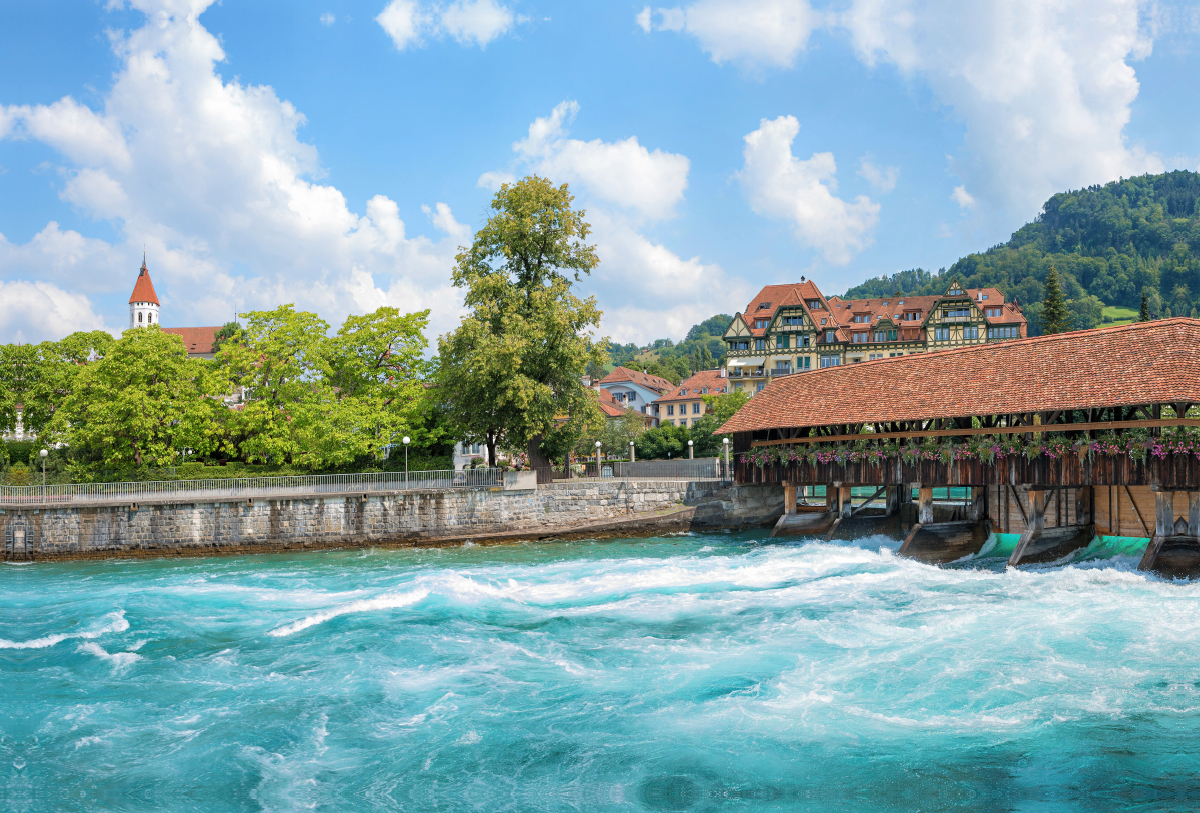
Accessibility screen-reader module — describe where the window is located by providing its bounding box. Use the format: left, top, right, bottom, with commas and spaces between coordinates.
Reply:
852, 332, 868, 343
807, 300, 822, 309
990, 326, 1018, 339
667, 405, 674, 416
776, 334, 788, 349
820, 318, 827, 326
934, 328, 950, 341
755, 338, 767, 351
802, 336, 810, 347
138, 312, 143, 323
628, 392, 636, 402
889, 352, 902, 357
797, 356, 811, 369
944, 308, 971, 318
964, 327, 979, 340
825, 330, 836, 343
985, 307, 1003, 318
869, 353, 883, 360
754, 319, 769, 329
783, 315, 804, 325
756, 382, 765, 392
979, 294, 988, 300
874, 330, 898, 342
853, 314, 870, 323
692, 402, 701, 414
820, 355, 841, 368
948, 287, 963, 295
903, 312, 921, 321
757, 302, 771, 310
147, 313, 153, 324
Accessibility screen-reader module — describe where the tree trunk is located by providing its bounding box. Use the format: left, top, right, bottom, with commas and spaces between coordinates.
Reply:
527, 434, 553, 470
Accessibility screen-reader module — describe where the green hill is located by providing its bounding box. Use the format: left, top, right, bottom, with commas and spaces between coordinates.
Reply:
844, 170, 1200, 334
601, 314, 733, 384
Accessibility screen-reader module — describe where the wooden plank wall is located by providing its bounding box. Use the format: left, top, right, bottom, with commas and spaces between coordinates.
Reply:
989, 485, 1079, 535
1092, 485, 1161, 539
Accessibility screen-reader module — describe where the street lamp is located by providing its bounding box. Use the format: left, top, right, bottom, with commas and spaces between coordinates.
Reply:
402, 436, 410, 473
595, 440, 602, 475
40, 448, 48, 488
722, 437, 730, 477
688, 439, 694, 460
629, 440, 635, 463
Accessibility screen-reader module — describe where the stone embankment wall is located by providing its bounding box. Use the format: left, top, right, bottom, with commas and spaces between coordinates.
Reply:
2, 481, 784, 561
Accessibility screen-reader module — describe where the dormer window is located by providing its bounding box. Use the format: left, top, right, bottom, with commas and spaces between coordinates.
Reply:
807, 300, 822, 309
757, 302, 771, 310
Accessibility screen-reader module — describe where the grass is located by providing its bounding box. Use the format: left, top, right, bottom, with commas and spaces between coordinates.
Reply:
1101, 305, 1138, 327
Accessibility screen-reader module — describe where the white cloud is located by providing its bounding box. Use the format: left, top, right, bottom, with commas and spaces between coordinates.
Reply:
644, 0, 818, 70
510, 101, 690, 221
857, 157, 898, 193
0, 279, 113, 344
376, 0, 515, 50
738, 115, 880, 265
476, 170, 516, 191
478, 106, 738, 345
842, 0, 1162, 216
0, 0, 466, 343
320, 12, 336, 26
951, 185, 975, 209
636, 6, 652, 33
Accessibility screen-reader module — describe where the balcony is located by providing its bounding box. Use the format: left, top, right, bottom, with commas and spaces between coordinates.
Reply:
769, 367, 793, 376
940, 316, 973, 323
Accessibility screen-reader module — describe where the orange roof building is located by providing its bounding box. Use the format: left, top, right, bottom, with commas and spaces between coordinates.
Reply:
127, 258, 223, 358
722, 275, 1027, 397
653, 369, 731, 428
596, 365, 674, 426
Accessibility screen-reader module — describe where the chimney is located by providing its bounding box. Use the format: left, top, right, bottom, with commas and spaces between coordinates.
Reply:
720, 368, 726, 378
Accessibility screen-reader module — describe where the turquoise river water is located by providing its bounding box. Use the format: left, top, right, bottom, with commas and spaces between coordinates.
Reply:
4, 530, 1200, 811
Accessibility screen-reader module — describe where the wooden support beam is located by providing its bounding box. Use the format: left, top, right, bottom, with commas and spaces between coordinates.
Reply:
1123, 486, 1150, 538
1010, 484, 1028, 527
850, 486, 887, 517
749, 417, 1200, 447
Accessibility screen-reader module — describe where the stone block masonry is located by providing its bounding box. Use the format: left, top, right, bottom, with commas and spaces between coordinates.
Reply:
2, 481, 784, 561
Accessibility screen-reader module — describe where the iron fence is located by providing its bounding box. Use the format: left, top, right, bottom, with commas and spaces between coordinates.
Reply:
536, 459, 731, 484
0, 468, 504, 508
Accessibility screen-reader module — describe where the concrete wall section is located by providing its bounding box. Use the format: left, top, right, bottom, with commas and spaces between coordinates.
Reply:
2, 482, 783, 560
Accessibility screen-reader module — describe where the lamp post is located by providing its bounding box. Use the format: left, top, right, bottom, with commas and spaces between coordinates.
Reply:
40, 448, 48, 499
688, 439, 694, 460
402, 436, 410, 490
629, 440, 635, 463
595, 440, 602, 476
722, 437, 730, 480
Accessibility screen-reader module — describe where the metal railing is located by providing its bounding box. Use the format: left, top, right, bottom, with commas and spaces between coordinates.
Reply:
0, 468, 504, 508
536, 459, 730, 484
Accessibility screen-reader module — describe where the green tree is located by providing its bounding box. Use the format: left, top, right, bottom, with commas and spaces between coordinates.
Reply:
1039, 266, 1073, 334
690, 390, 751, 456
436, 176, 606, 466
328, 307, 438, 458
218, 305, 344, 469
51, 327, 221, 470
1, 331, 114, 437
211, 321, 242, 352
1139, 292, 1151, 322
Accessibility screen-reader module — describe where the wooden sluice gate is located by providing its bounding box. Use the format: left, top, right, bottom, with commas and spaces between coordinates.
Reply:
717, 319, 1200, 576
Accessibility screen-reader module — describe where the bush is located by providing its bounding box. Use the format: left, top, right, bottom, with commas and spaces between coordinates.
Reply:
4, 440, 35, 465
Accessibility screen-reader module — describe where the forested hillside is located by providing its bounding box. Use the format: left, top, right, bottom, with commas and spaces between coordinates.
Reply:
602, 314, 732, 383
844, 170, 1200, 335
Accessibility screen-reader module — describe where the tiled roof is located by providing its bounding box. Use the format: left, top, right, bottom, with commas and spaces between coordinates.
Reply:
718, 318, 1200, 434
599, 366, 673, 393
128, 261, 160, 305
653, 369, 731, 403
596, 387, 637, 418
162, 326, 220, 355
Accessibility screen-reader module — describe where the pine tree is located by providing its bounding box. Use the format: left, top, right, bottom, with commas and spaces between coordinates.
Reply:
1039, 266, 1073, 335
1138, 292, 1150, 322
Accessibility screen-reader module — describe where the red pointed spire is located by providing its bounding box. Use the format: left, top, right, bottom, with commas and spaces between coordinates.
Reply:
128, 254, 160, 305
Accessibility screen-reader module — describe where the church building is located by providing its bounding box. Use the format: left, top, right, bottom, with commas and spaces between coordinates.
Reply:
128, 258, 223, 358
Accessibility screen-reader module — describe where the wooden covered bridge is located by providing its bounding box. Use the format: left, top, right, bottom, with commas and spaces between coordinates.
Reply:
718, 318, 1200, 575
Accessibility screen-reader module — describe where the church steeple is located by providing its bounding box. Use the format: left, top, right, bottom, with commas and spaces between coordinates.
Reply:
129, 256, 160, 329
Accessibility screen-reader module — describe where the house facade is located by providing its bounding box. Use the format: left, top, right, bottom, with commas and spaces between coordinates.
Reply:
596, 366, 674, 427
652, 369, 730, 428
722, 277, 1028, 394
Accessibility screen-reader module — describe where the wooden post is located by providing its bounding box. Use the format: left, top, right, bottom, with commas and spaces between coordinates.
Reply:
969, 487, 986, 522
885, 485, 899, 516
783, 484, 797, 516
826, 484, 837, 513
918, 486, 934, 524
1155, 491, 1175, 538
1190, 492, 1200, 537
839, 485, 853, 519
1008, 488, 1047, 567
1075, 486, 1093, 529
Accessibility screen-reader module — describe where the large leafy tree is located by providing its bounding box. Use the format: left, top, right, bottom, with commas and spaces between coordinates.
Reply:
52, 327, 221, 469
217, 305, 344, 468
328, 307, 440, 458
0, 331, 114, 436
437, 176, 606, 466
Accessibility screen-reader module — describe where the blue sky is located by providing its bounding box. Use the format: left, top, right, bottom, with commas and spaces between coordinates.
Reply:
0, 0, 1197, 345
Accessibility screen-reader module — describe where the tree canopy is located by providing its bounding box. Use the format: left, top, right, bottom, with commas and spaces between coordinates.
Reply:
436, 175, 606, 466
843, 170, 1200, 331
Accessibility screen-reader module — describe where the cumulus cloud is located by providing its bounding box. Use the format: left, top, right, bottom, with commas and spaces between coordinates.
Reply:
509, 101, 690, 221
857, 157, 898, 193
842, 0, 1161, 216
640, 0, 818, 70
377, 0, 515, 50
951, 185, 975, 209
479, 104, 743, 345
0, 0, 466, 343
0, 280, 112, 344
737, 115, 880, 265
